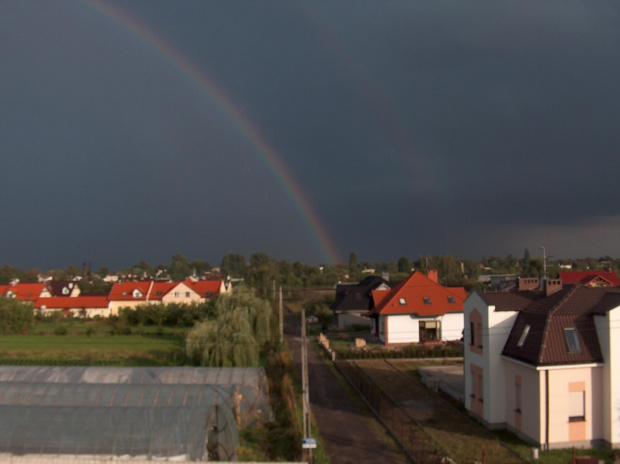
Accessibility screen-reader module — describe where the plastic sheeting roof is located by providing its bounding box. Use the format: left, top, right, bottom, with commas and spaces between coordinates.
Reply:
0, 366, 269, 392
0, 367, 275, 461
0, 405, 237, 461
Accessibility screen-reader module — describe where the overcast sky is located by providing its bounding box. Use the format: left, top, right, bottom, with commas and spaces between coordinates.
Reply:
2, 0, 620, 270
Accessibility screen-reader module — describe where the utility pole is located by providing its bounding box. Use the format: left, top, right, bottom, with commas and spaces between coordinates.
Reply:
279, 286, 283, 345
300, 308, 314, 461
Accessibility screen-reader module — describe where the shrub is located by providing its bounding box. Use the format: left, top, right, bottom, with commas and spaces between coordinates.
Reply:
0, 297, 35, 334
54, 326, 68, 336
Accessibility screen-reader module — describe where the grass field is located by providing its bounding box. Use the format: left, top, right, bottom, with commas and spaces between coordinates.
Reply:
0, 334, 187, 366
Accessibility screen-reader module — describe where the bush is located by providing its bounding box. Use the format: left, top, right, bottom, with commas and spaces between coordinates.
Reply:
54, 326, 68, 336
0, 297, 35, 334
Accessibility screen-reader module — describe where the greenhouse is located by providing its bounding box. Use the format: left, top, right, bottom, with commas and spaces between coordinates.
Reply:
0, 367, 274, 461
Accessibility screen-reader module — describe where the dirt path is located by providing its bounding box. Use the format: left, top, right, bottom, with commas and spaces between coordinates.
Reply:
285, 315, 405, 464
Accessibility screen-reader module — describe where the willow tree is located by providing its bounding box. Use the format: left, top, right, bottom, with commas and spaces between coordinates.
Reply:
186, 286, 271, 367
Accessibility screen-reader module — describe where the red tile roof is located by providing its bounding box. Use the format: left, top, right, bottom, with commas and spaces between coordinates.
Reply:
148, 282, 178, 301
369, 272, 466, 316
558, 270, 620, 286
183, 279, 222, 297
108, 281, 152, 300
5, 283, 46, 301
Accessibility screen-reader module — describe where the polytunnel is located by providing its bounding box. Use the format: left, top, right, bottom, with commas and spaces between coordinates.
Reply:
0, 366, 273, 428
0, 382, 273, 428
0, 367, 275, 461
0, 405, 237, 461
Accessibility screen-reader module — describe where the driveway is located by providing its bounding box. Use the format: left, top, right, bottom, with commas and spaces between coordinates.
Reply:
285, 314, 405, 464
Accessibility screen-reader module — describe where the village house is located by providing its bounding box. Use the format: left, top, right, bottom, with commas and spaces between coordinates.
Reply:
464, 276, 620, 449
367, 271, 466, 344
331, 276, 393, 329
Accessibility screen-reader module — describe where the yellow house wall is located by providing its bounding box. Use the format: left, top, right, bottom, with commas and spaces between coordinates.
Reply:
504, 361, 542, 444
545, 366, 603, 448
108, 300, 145, 316
161, 283, 201, 304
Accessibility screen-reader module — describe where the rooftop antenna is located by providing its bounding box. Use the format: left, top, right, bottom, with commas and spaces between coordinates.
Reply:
541, 246, 547, 279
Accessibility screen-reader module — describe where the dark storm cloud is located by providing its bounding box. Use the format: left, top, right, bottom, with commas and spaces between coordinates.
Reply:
1, 0, 620, 269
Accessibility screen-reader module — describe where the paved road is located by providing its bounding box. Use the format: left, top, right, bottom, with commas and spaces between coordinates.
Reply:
285, 314, 405, 464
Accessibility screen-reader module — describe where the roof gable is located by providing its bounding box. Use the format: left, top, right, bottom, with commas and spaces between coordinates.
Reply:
502, 286, 620, 366
559, 270, 620, 287
370, 272, 466, 317
183, 279, 222, 297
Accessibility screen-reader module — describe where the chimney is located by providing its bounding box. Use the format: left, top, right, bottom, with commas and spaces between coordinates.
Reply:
518, 277, 539, 291
428, 270, 439, 283
545, 278, 562, 297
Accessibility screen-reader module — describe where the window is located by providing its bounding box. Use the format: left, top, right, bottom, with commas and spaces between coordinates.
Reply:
569, 391, 585, 422
419, 320, 440, 341
517, 325, 530, 348
185, 292, 190, 297
423, 297, 431, 305
399, 298, 406, 305
154, 291, 163, 296
447, 296, 455, 304
174, 292, 179, 297
470, 321, 475, 345
564, 328, 581, 352
515, 382, 522, 413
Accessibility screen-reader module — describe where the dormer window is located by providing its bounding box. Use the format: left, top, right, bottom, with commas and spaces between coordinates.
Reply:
399, 298, 406, 305
62, 287, 69, 295
517, 325, 530, 348
132, 289, 142, 298
423, 297, 431, 305
447, 296, 455, 304
564, 328, 581, 353
154, 291, 163, 296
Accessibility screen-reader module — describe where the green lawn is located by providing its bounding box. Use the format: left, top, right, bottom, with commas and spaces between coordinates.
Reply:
0, 334, 187, 366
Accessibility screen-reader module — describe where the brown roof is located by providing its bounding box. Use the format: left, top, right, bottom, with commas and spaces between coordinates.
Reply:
331, 276, 393, 313
501, 286, 620, 366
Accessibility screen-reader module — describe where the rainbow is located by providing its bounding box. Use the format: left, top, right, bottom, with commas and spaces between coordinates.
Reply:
85, 0, 340, 265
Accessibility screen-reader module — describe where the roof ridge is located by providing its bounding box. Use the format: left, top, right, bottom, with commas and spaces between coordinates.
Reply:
537, 285, 580, 364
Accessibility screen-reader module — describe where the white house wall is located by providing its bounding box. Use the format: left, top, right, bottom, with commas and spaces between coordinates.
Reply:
464, 292, 518, 426
440, 312, 464, 341
386, 314, 420, 344
594, 305, 620, 447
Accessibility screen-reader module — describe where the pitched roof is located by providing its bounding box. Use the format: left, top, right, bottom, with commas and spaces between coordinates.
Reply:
183, 279, 222, 297
369, 272, 465, 317
45, 281, 78, 297
148, 282, 178, 300
108, 281, 152, 301
558, 270, 620, 286
5, 283, 46, 301
501, 286, 620, 366
332, 276, 393, 313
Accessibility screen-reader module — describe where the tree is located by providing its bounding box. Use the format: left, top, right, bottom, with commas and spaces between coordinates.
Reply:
348, 252, 358, 271
0, 297, 34, 334
170, 254, 192, 281
221, 253, 246, 278
185, 287, 271, 367
397, 256, 413, 273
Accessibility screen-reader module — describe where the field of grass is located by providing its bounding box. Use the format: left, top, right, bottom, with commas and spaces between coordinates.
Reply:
0, 334, 187, 366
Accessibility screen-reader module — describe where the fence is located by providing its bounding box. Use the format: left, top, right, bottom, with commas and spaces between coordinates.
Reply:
336, 360, 449, 464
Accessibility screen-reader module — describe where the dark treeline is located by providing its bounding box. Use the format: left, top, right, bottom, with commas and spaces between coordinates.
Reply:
2, 250, 620, 295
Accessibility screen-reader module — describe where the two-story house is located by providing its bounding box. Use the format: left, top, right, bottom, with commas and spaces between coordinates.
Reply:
464, 277, 620, 449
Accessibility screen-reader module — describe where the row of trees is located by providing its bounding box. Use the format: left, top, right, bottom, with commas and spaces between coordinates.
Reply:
3, 251, 620, 292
